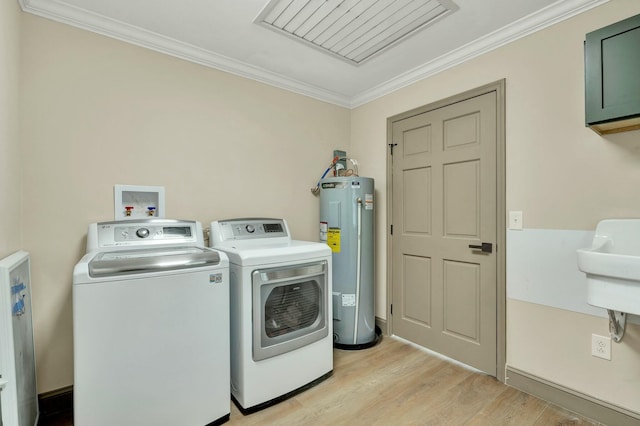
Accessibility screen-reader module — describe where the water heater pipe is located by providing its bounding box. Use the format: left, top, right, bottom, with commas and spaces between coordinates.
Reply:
353, 197, 363, 344
311, 156, 340, 195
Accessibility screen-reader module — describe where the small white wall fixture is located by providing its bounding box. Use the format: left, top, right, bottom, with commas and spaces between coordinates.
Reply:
114, 184, 165, 220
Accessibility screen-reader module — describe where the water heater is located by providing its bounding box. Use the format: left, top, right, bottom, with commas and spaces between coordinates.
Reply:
319, 176, 375, 348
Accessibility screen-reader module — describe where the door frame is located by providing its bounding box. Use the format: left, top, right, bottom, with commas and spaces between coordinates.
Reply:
386, 79, 507, 383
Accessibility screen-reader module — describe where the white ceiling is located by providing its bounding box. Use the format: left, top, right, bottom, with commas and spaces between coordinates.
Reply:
19, 0, 607, 107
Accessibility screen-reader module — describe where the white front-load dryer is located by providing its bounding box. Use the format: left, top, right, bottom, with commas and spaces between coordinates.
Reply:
210, 218, 332, 413
73, 219, 230, 426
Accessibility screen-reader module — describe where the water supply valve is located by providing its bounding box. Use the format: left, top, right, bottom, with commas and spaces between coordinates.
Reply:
147, 206, 156, 217
124, 206, 134, 217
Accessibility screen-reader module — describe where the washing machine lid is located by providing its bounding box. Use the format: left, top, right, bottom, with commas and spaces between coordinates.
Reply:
218, 240, 331, 266
88, 246, 221, 277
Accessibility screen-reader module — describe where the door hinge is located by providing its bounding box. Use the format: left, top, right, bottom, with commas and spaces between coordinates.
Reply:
388, 143, 398, 155
390, 224, 393, 235
390, 304, 393, 315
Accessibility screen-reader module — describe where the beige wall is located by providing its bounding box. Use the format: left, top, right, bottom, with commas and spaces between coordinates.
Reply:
20, 14, 350, 392
0, 0, 22, 258
351, 0, 640, 415
509, 300, 640, 413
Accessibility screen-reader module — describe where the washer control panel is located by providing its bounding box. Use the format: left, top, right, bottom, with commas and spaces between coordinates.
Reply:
91, 219, 200, 249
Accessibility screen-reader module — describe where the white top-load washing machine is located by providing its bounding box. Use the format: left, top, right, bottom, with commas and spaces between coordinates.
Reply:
73, 219, 230, 426
210, 218, 332, 413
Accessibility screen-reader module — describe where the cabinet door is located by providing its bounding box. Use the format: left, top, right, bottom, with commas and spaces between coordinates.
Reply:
585, 13, 640, 131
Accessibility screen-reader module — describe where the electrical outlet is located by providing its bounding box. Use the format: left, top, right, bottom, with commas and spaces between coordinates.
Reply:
591, 334, 611, 360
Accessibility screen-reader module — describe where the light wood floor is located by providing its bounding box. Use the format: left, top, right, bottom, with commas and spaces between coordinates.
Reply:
228, 336, 603, 425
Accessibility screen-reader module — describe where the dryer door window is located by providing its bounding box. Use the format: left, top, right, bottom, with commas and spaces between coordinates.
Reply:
264, 280, 320, 338
252, 261, 328, 361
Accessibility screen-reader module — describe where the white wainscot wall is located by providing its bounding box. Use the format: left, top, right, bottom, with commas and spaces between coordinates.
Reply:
507, 228, 640, 324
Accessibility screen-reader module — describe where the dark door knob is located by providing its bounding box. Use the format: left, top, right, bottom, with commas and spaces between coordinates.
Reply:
469, 242, 492, 253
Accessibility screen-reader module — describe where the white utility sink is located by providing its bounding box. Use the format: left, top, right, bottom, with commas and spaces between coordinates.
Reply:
577, 219, 640, 316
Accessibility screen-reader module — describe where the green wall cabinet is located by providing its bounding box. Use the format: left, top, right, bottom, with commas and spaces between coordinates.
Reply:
585, 13, 640, 135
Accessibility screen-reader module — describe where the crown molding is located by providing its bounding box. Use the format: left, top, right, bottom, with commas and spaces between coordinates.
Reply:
349, 0, 609, 107
18, 0, 352, 107
20, 0, 608, 109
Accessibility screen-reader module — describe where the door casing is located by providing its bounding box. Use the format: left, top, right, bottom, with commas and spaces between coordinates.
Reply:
385, 79, 506, 382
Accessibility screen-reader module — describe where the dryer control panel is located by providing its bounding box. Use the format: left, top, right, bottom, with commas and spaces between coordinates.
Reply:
211, 218, 290, 242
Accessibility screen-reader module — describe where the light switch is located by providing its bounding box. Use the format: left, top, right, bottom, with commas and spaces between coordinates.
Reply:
509, 211, 523, 230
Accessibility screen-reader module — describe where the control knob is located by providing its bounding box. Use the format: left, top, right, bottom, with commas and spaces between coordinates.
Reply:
246, 224, 255, 233
136, 228, 150, 238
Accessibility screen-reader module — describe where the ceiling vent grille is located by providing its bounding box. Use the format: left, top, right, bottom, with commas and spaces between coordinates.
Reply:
256, 0, 458, 65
